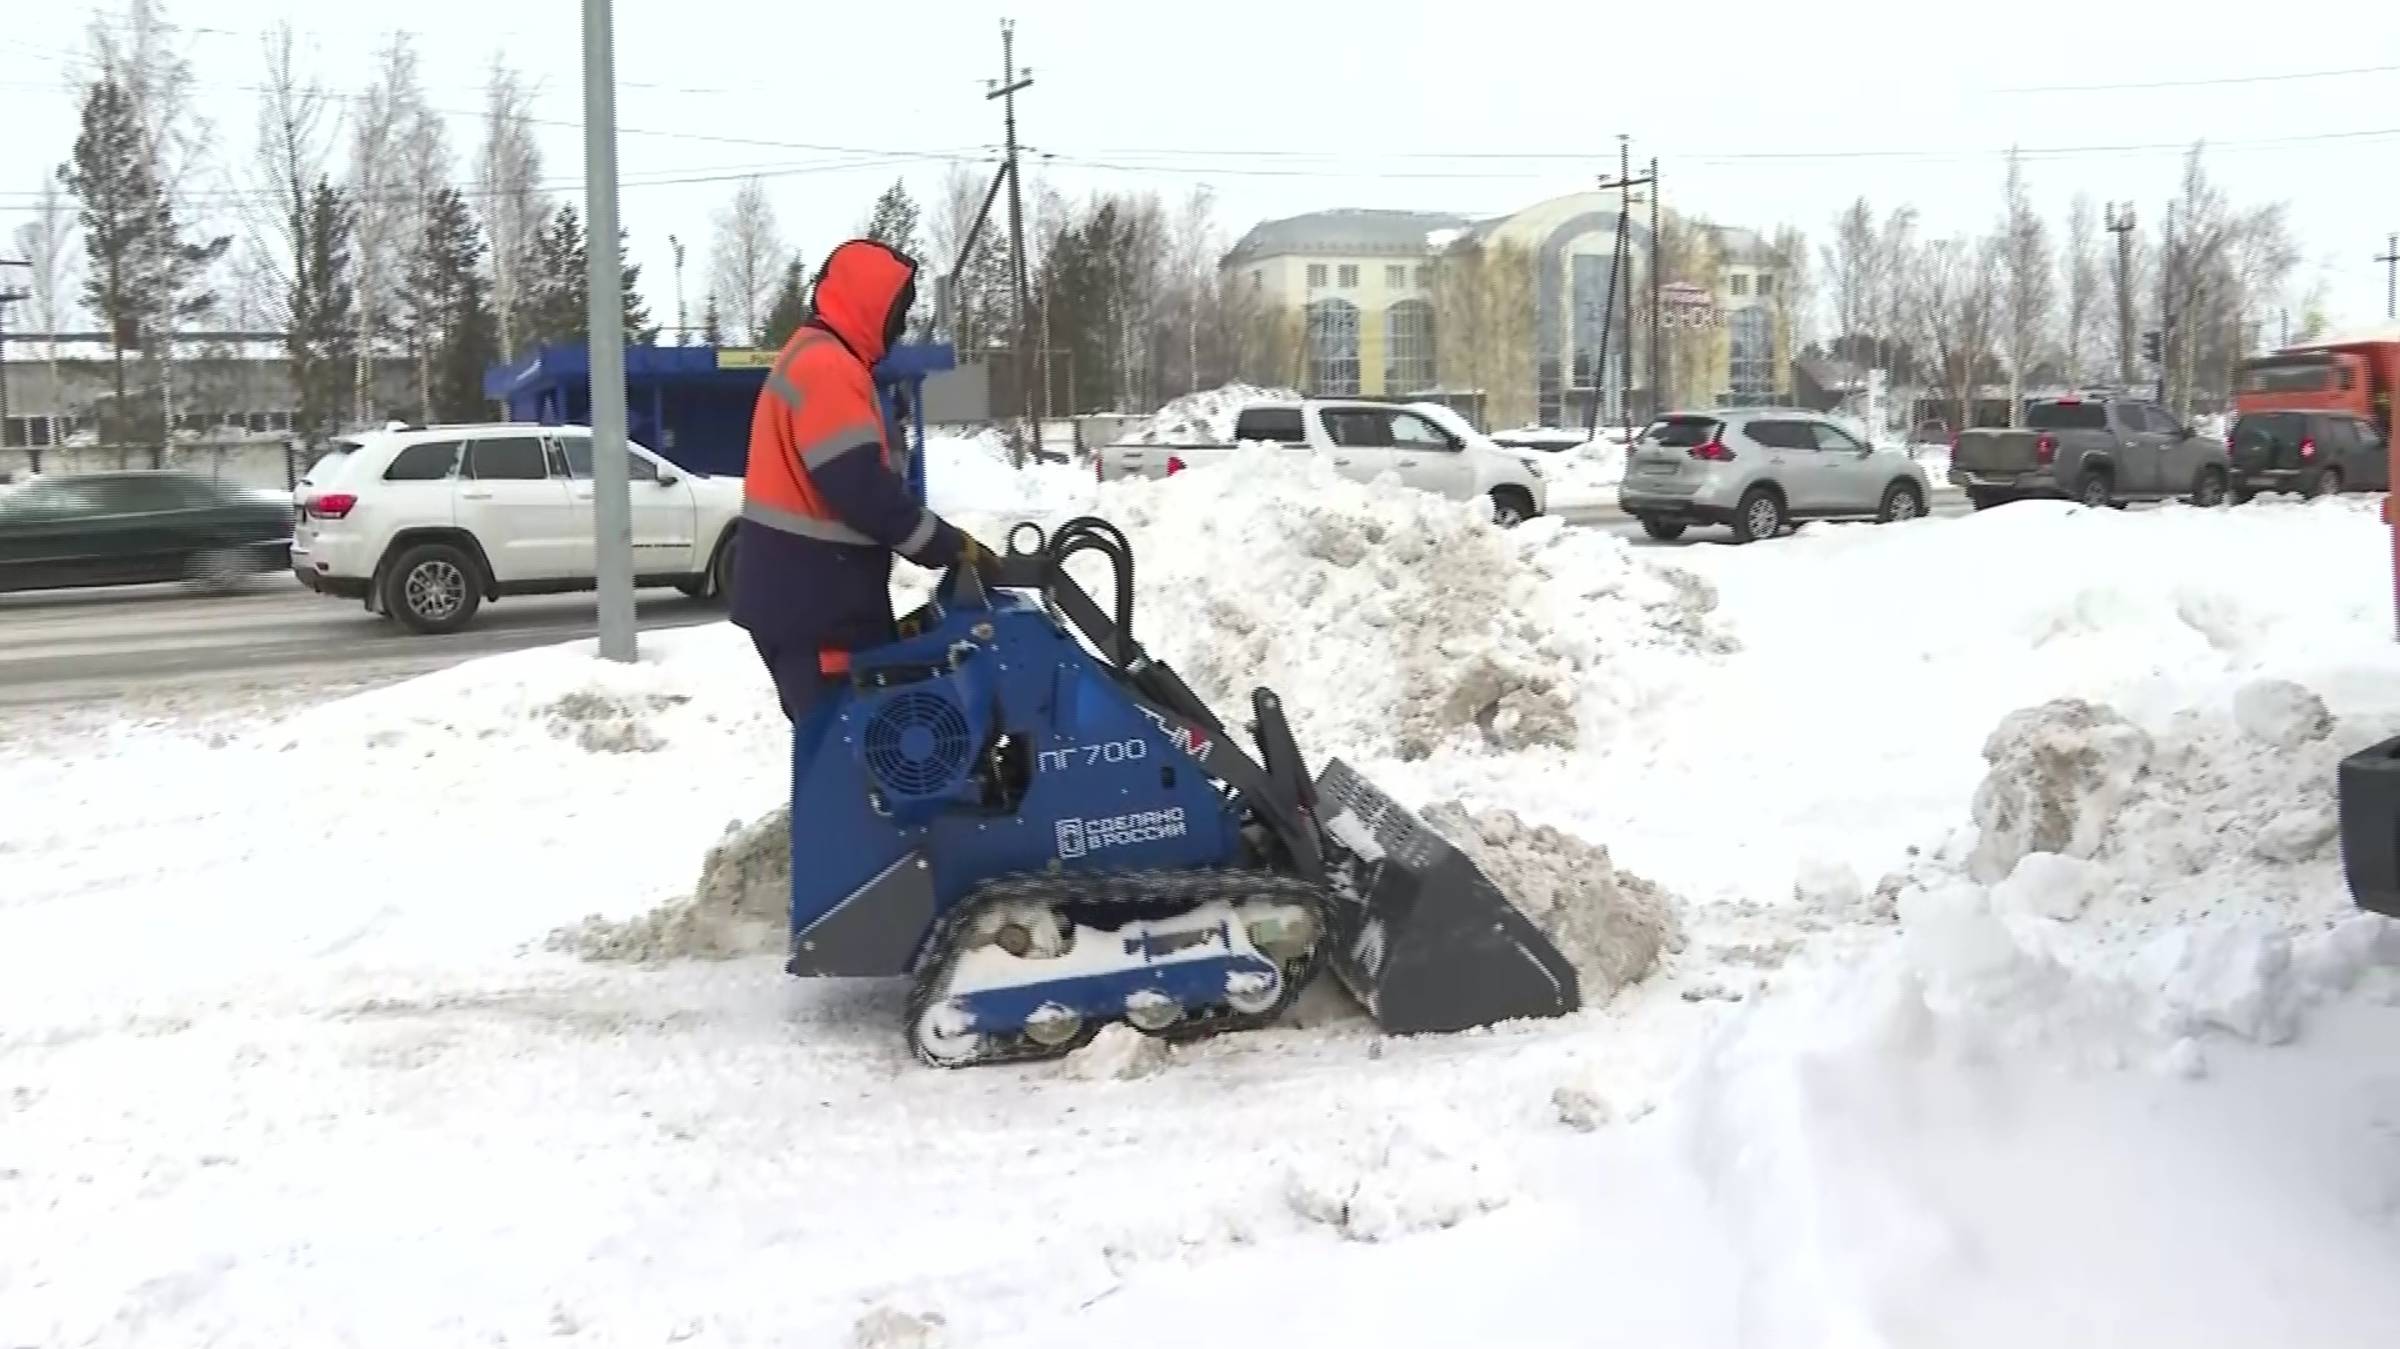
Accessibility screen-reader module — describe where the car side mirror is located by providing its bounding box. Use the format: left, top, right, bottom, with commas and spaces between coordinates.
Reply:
656, 471, 679, 487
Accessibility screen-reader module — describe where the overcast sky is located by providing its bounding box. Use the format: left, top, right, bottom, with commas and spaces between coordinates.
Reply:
7, 0, 2400, 339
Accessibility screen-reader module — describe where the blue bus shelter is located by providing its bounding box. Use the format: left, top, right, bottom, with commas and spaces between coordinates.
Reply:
483, 341, 958, 500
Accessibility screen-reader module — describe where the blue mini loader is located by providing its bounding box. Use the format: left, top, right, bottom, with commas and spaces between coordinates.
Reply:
780, 516, 1581, 1067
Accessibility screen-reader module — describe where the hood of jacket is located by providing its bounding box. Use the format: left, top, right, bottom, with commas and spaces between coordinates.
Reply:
808, 238, 918, 365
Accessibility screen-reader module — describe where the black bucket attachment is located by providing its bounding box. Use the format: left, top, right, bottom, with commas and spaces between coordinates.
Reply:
1310, 758, 1580, 1034
2338, 734, 2400, 919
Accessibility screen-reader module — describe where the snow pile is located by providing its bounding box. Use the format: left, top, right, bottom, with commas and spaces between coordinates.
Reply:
553, 805, 791, 962
924, 428, 1094, 520
1283, 1114, 1516, 1243
1119, 383, 1298, 445
1095, 447, 1731, 762
1957, 679, 2379, 947
1667, 887, 2400, 1349
1420, 802, 1680, 997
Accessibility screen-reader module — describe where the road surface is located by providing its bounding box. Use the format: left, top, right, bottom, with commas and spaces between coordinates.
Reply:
0, 495, 1974, 710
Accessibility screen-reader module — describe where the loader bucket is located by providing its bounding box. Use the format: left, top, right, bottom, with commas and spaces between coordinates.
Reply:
2338, 733, 2400, 918
1311, 759, 1581, 1034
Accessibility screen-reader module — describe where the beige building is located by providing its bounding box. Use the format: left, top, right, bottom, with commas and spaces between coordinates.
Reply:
1222, 193, 1795, 429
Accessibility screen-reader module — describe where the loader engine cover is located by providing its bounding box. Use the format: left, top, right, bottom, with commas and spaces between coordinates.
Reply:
785, 588, 1246, 978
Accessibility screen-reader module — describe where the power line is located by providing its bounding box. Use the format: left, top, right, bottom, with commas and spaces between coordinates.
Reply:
0, 152, 989, 214
1996, 64, 2400, 94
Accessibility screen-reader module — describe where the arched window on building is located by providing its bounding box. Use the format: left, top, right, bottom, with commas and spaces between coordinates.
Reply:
1728, 306, 1774, 405
1307, 298, 1361, 395
1383, 299, 1436, 395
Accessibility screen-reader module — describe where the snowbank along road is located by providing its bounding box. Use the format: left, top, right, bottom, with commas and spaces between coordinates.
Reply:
0, 578, 729, 710
3, 437, 2396, 1347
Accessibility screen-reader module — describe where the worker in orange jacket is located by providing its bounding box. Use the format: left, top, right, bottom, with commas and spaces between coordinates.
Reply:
732, 238, 991, 721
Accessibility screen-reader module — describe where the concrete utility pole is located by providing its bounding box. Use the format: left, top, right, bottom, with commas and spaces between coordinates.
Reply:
988, 19, 1035, 466
2159, 202, 2175, 409
667, 233, 688, 345
2378, 234, 2400, 321
581, 0, 636, 663
2104, 203, 2136, 386
1647, 157, 1661, 414
0, 259, 28, 456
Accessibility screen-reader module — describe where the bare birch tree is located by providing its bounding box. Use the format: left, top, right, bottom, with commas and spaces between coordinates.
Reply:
1823, 199, 1874, 356
476, 63, 547, 360
709, 177, 787, 346
348, 37, 419, 423
87, 0, 224, 442
11, 181, 77, 469
245, 24, 330, 324
12, 180, 78, 363
1911, 236, 2003, 431
2062, 194, 2103, 387
1999, 150, 2055, 422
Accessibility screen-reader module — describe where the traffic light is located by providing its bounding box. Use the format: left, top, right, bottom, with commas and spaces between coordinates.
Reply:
2141, 330, 2162, 365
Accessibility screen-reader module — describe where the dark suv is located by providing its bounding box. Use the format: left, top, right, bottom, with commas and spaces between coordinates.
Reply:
2226, 410, 2388, 501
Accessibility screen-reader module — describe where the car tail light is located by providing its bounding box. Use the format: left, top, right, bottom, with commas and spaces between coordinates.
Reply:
2034, 434, 2058, 466
1689, 440, 1735, 462
2300, 437, 2318, 460
305, 492, 357, 520
1166, 455, 1188, 476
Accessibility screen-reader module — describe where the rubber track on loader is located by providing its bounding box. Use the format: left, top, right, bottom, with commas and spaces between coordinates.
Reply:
902, 870, 1330, 1069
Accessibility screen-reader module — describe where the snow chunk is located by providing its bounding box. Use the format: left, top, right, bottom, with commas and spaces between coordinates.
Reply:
1420, 802, 1681, 997
553, 806, 790, 962
850, 1306, 947, 1349
1552, 1081, 1615, 1132
1990, 852, 2102, 922
1968, 698, 2153, 883
1284, 1118, 1514, 1243
1060, 1023, 1172, 1081
2233, 678, 2333, 750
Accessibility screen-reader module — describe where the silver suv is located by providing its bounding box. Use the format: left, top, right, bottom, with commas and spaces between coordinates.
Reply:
1617, 409, 1934, 543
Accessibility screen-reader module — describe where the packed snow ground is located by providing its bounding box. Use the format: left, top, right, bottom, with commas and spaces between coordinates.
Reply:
4, 452, 2399, 1347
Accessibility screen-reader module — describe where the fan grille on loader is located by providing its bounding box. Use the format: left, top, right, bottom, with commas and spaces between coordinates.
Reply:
862, 688, 975, 800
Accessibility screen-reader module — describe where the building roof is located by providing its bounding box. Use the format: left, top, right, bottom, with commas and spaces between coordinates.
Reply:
1223, 209, 1476, 263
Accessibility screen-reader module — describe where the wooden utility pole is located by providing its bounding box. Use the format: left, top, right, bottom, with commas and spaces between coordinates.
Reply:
987, 20, 1035, 466
1590, 140, 1656, 442
2104, 202, 2136, 386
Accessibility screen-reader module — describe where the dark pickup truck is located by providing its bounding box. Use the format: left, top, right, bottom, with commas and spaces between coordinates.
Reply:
1949, 396, 2231, 510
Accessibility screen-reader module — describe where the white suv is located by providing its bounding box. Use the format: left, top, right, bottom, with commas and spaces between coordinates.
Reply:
290, 422, 744, 633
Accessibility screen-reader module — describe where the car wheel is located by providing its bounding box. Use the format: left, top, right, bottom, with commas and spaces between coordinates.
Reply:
2311, 467, 2344, 498
1968, 488, 2010, 511
1639, 516, 1687, 542
1730, 486, 1785, 543
2077, 471, 2113, 509
1489, 487, 1536, 528
708, 529, 737, 604
1877, 480, 1925, 523
2187, 466, 2228, 508
382, 542, 483, 635
2230, 481, 2257, 505
183, 547, 252, 595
